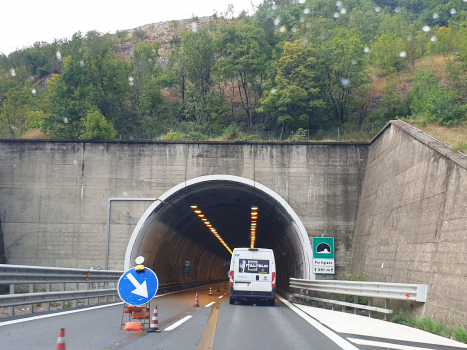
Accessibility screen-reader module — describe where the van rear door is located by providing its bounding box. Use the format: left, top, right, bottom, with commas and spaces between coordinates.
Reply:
234, 257, 253, 292
250, 256, 273, 292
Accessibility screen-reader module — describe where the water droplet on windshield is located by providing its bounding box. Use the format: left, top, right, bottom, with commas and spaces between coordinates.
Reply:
450, 9, 456, 15
280, 26, 286, 32
129, 81, 134, 86
375, 6, 381, 12
336, 1, 342, 7
399, 51, 406, 58
334, 13, 340, 19
128, 76, 134, 82
272, 4, 277, 10
351, 60, 357, 65
123, 192, 128, 197
100, 145, 104, 150
321, 35, 326, 40
431, 36, 436, 42
340, 8, 347, 14
271, 88, 276, 94
407, 36, 412, 41
31, 89, 36, 95
304, 8, 310, 14
341, 79, 350, 86
395, 7, 400, 13
64, 117, 69, 123
306, 22, 311, 27
298, 0, 306, 4
80, 60, 85, 67
292, 27, 298, 33
364, 47, 370, 53
433, 13, 438, 19
73, 160, 78, 165
129, 136, 134, 140
300, 17, 305, 22
274, 17, 281, 25
11, 68, 15, 76
422, 25, 430, 32
191, 22, 197, 32
56, 51, 62, 62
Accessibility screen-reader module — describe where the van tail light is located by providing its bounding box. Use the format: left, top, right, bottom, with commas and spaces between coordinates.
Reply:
229, 270, 234, 286
272, 272, 276, 287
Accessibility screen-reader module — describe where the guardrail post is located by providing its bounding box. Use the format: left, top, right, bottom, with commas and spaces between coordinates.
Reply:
9, 284, 14, 316
45, 284, 51, 312
29, 284, 34, 314
385, 299, 390, 321
342, 294, 346, 313
60, 283, 65, 309
354, 295, 358, 315
104, 282, 108, 303
331, 294, 335, 311
85, 282, 90, 306
368, 297, 374, 318
74, 283, 78, 307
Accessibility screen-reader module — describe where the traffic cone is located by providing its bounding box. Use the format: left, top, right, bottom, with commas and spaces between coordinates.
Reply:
193, 293, 200, 307
224, 281, 227, 289
217, 284, 220, 292
209, 287, 213, 296
56, 328, 66, 350
148, 305, 161, 333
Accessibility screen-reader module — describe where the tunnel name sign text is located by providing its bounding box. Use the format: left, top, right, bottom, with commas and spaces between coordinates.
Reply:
312, 237, 335, 275
118, 267, 158, 305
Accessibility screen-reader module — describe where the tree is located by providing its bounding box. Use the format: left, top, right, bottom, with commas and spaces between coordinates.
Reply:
79, 110, 117, 140
432, 27, 455, 60
257, 40, 323, 140
215, 24, 270, 128
315, 29, 368, 125
371, 32, 405, 75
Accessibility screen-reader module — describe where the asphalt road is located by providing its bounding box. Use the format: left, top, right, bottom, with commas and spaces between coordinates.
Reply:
0, 284, 352, 350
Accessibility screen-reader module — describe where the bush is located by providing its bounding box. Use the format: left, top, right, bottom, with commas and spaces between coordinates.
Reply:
454, 326, 467, 343
133, 29, 146, 41
223, 122, 242, 140
289, 128, 307, 142
79, 110, 117, 140
180, 131, 208, 140
162, 130, 181, 141
409, 71, 467, 126
116, 30, 129, 39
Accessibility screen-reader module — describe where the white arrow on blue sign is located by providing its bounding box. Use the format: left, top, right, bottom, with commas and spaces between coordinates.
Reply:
117, 267, 159, 305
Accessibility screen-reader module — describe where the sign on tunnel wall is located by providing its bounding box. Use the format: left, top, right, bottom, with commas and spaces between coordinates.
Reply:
312, 237, 335, 274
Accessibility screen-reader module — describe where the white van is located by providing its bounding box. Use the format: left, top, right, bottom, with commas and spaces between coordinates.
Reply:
229, 248, 276, 306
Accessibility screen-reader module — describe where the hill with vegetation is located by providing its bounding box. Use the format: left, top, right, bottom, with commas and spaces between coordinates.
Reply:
1, 0, 467, 145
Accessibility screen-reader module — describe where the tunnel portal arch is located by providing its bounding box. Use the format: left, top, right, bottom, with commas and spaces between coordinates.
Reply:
125, 175, 314, 288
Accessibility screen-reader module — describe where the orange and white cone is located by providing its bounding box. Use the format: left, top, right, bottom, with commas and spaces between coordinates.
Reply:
217, 284, 220, 292
56, 328, 66, 350
193, 293, 200, 307
209, 287, 213, 296
148, 305, 161, 333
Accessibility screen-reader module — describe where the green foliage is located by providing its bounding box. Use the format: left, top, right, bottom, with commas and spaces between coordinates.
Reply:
223, 122, 243, 140
133, 29, 146, 41
64, 301, 73, 309
454, 326, 467, 343
162, 130, 181, 141
116, 30, 128, 39
371, 32, 405, 75
409, 71, 467, 126
289, 128, 307, 141
79, 110, 117, 140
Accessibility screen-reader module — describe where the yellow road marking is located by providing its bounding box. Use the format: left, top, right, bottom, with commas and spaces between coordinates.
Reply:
196, 307, 219, 350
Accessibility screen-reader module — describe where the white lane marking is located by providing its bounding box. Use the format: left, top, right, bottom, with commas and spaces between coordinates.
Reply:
164, 315, 192, 331
0, 284, 220, 327
0, 302, 124, 327
277, 295, 359, 350
205, 302, 216, 307
347, 338, 439, 350
218, 295, 223, 299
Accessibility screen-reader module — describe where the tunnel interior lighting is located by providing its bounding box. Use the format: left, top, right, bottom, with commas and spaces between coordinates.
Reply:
250, 208, 258, 249
191, 206, 232, 255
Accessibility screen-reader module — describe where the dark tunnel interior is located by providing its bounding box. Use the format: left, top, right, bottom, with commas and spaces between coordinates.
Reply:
128, 180, 309, 289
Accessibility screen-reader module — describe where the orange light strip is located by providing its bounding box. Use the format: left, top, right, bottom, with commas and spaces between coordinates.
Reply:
190, 206, 232, 254
251, 206, 258, 248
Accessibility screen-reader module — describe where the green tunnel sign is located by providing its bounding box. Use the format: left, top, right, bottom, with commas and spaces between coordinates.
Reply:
312, 237, 335, 259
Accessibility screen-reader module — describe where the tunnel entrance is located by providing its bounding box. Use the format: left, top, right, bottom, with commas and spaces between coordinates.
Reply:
124, 175, 313, 289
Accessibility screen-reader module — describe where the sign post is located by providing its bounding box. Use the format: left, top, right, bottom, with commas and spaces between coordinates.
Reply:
185, 261, 191, 274
312, 237, 335, 275
118, 267, 159, 306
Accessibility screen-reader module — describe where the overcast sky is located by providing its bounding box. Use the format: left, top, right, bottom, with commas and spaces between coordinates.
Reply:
1, 0, 264, 55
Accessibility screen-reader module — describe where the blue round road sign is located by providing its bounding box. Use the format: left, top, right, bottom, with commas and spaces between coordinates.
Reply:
118, 267, 158, 305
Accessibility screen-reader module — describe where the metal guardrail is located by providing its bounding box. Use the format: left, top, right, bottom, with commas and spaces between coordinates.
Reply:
290, 278, 428, 320
290, 278, 428, 302
0, 264, 228, 318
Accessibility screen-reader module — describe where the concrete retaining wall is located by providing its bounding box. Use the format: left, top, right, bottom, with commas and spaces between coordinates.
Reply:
0, 141, 368, 273
350, 121, 467, 326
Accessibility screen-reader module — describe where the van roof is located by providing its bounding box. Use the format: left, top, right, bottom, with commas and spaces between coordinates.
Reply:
232, 248, 273, 253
